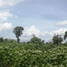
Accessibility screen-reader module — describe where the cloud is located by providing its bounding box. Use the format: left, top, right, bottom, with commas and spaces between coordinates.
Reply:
0, 22, 12, 31
49, 28, 67, 36
0, 0, 26, 8
23, 25, 42, 37
43, 28, 67, 42
0, 10, 13, 22
56, 20, 67, 26
4, 25, 67, 42
22, 26, 67, 42
21, 25, 43, 42
23, 25, 49, 37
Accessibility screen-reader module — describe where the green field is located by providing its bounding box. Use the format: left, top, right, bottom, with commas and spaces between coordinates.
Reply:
0, 42, 67, 67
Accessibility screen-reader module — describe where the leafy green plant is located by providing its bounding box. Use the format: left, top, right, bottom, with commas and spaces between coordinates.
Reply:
0, 42, 67, 67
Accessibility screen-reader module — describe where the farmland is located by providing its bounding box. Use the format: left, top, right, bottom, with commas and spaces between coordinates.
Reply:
0, 42, 67, 67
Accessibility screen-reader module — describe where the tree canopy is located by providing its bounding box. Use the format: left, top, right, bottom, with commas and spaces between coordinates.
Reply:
29, 35, 44, 45
13, 26, 24, 42
64, 31, 67, 40
52, 34, 63, 44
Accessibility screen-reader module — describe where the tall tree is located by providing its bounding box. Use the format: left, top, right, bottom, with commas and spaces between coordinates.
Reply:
64, 31, 67, 40
13, 26, 24, 43
0, 37, 3, 42
52, 34, 63, 44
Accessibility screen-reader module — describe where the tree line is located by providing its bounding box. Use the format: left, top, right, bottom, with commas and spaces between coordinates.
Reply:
0, 26, 67, 44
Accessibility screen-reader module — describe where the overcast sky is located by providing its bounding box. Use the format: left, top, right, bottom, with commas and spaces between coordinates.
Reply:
0, 0, 67, 42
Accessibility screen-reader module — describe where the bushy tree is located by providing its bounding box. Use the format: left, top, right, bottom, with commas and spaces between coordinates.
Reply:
42, 40, 45, 43
0, 37, 3, 42
29, 35, 44, 45
64, 31, 67, 40
52, 34, 63, 44
13, 26, 24, 43
30, 37, 41, 44
4, 38, 9, 42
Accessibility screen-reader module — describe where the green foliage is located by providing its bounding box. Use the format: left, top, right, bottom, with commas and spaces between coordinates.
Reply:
4, 38, 16, 43
52, 35, 63, 44
29, 36, 44, 45
0, 37, 3, 42
0, 42, 67, 67
13, 26, 24, 43
4, 38, 9, 42
64, 31, 67, 40
8, 39, 16, 43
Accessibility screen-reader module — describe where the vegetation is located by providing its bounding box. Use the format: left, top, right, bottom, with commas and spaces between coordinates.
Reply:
64, 31, 67, 40
0, 41, 67, 67
13, 26, 24, 43
0, 26, 67, 67
28, 35, 44, 45
52, 34, 63, 44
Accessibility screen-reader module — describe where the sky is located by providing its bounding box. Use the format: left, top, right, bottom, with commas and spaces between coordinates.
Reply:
0, 0, 67, 42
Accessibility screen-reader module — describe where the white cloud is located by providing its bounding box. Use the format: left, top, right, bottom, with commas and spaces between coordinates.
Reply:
22, 26, 67, 42
41, 31, 48, 36
3, 25, 67, 42
0, 10, 13, 22
49, 28, 67, 36
24, 25, 41, 37
3, 25, 66, 42
0, 22, 12, 31
23, 25, 50, 37
0, 0, 26, 8
56, 20, 67, 26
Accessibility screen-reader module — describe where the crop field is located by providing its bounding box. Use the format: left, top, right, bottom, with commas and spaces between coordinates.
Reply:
0, 42, 67, 67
